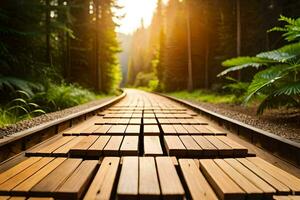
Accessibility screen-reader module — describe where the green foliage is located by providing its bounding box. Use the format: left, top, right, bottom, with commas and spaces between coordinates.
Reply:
269, 15, 300, 42
219, 16, 300, 114
168, 90, 237, 104
0, 90, 45, 127
34, 83, 100, 111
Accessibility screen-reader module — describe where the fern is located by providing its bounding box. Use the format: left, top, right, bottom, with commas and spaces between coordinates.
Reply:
219, 16, 300, 114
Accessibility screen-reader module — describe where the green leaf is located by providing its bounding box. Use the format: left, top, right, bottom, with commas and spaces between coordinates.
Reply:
257, 42, 300, 62
274, 81, 300, 96
218, 57, 272, 77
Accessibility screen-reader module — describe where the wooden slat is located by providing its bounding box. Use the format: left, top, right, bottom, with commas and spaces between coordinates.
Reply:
182, 125, 199, 134
117, 157, 139, 199
87, 136, 111, 157
144, 136, 163, 156
143, 118, 157, 125
247, 157, 300, 193
237, 158, 290, 194
173, 125, 188, 135
69, 136, 99, 157
12, 158, 66, 195
193, 125, 213, 135
125, 125, 140, 135
214, 159, 263, 198
192, 136, 218, 157
0, 157, 42, 185
31, 159, 82, 195
107, 125, 127, 135
164, 136, 186, 157
56, 160, 98, 199
161, 125, 176, 135
143, 125, 160, 135
103, 136, 123, 156
0, 158, 54, 194
30, 137, 75, 156
120, 136, 139, 156
156, 157, 185, 199
179, 159, 218, 200
52, 137, 83, 157
199, 159, 245, 200
204, 136, 233, 156
225, 158, 276, 196
83, 157, 120, 200
179, 135, 202, 157
129, 118, 141, 124
93, 125, 112, 135
217, 136, 248, 156
139, 157, 160, 199
63, 116, 100, 135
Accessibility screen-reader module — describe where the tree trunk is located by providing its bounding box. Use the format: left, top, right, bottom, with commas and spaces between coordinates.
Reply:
45, 0, 51, 64
94, 0, 102, 91
236, 0, 241, 80
186, 0, 193, 91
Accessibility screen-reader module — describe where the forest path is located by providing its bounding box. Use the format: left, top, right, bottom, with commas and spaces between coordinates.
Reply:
0, 89, 300, 200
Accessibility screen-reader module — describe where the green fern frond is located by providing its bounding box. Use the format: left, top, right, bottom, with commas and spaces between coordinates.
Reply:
256, 42, 300, 62
274, 81, 300, 96
218, 57, 271, 77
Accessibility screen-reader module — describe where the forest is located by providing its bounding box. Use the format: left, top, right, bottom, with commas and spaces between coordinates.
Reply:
0, 0, 121, 126
0, 0, 300, 127
127, 0, 300, 115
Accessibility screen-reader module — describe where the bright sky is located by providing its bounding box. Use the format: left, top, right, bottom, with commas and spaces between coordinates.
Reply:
116, 0, 168, 34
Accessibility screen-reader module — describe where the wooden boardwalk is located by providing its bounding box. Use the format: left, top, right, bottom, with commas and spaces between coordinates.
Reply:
0, 89, 300, 200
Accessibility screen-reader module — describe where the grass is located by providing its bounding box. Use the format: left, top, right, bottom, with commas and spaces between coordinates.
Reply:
167, 90, 238, 104
0, 84, 115, 128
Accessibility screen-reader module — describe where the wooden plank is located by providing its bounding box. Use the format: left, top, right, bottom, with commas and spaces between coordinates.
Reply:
161, 125, 176, 135
157, 118, 170, 124
179, 159, 218, 200
12, 158, 66, 195
83, 157, 120, 200
143, 118, 157, 125
156, 157, 185, 199
103, 136, 123, 156
0, 158, 54, 193
117, 157, 139, 200
164, 136, 186, 157
173, 125, 188, 135
129, 118, 141, 124
204, 136, 233, 157
107, 125, 127, 135
87, 136, 111, 157
143, 113, 155, 118
247, 157, 300, 193
182, 125, 199, 134
179, 135, 202, 157
63, 116, 100, 135
93, 125, 111, 135
120, 136, 139, 156
144, 136, 163, 156
52, 137, 83, 157
237, 158, 290, 194
69, 136, 99, 157
34, 136, 75, 156
192, 136, 218, 157
199, 159, 245, 200
31, 159, 82, 196
139, 157, 160, 199
56, 160, 98, 199
214, 159, 263, 199
217, 136, 248, 156
125, 125, 140, 135
193, 125, 213, 135
143, 125, 160, 135
224, 158, 276, 196
0, 157, 41, 185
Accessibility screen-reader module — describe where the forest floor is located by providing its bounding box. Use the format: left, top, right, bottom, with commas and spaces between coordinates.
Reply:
0, 96, 114, 137
168, 92, 300, 143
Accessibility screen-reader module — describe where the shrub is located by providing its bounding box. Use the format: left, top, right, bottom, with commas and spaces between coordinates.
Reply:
219, 16, 300, 114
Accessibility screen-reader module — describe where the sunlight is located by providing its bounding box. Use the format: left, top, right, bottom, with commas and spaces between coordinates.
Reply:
116, 0, 168, 34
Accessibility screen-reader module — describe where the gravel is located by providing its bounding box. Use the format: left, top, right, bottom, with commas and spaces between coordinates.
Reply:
0, 97, 115, 137
185, 100, 300, 143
